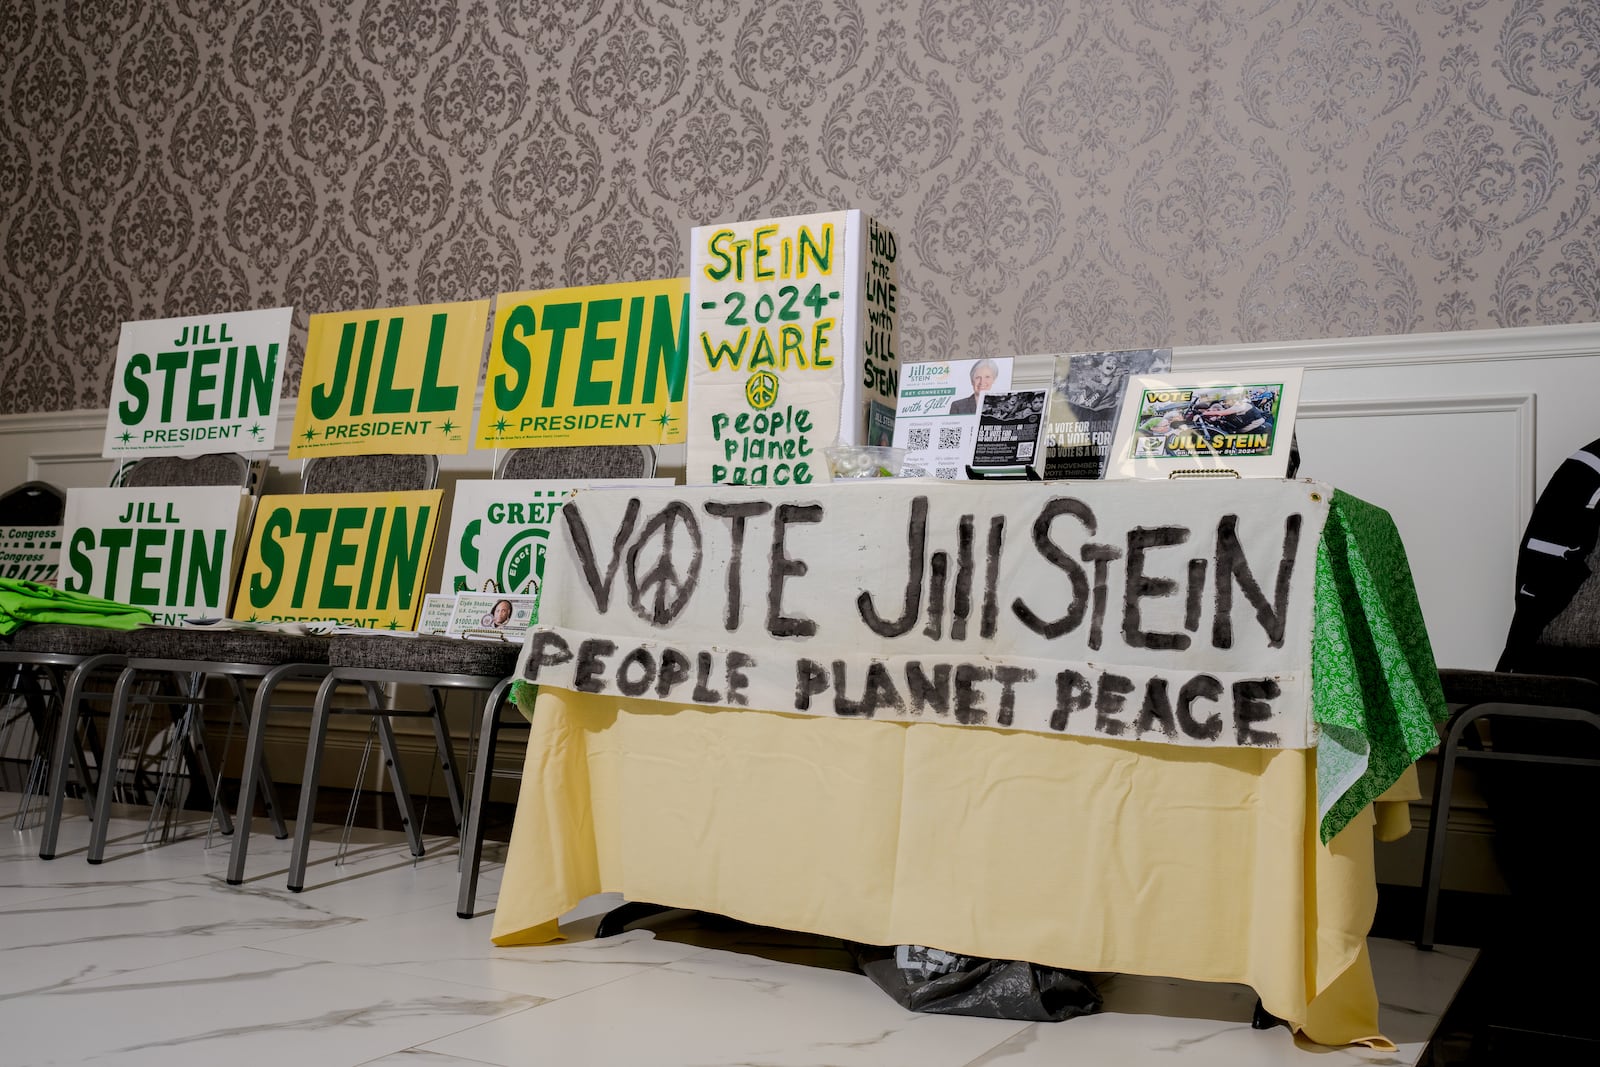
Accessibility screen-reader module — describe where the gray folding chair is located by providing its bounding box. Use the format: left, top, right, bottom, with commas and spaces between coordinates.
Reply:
453, 445, 658, 913
22, 456, 260, 858
69, 454, 441, 873
285, 633, 515, 896
0, 480, 66, 524
222, 453, 447, 883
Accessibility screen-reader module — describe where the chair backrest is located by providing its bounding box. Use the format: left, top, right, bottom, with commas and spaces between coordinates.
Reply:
1535, 540, 1600, 650
114, 454, 255, 490
496, 445, 657, 481
0, 481, 66, 525
302, 454, 440, 494
1500, 437, 1600, 669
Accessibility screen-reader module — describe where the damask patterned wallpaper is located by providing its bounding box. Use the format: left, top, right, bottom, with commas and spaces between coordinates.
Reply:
1, 1, 1596, 415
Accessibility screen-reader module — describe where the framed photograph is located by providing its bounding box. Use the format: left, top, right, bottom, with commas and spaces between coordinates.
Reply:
1105, 368, 1304, 479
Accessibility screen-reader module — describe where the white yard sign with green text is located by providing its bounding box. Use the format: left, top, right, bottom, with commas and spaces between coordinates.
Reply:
59, 486, 250, 625
103, 307, 292, 458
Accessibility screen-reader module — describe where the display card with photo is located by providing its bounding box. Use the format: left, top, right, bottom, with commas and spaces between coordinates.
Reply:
1044, 348, 1172, 479
1105, 369, 1304, 479
448, 593, 539, 640
417, 592, 458, 635
891, 357, 1014, 479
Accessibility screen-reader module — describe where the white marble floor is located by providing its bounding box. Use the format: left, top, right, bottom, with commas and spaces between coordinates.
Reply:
0, 789, 1475, 1067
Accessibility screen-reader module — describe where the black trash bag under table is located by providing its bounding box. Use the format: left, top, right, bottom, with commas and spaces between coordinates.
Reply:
852, 943, 1101, 1022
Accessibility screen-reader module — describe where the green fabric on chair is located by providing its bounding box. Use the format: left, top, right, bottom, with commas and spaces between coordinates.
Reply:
1312, 490, 1449, 842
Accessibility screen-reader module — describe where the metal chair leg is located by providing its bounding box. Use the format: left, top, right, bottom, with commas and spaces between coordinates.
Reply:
228, 664, 313, 884
38, 656, 117, 859
375, 713, 425, 858
426, 686, 465, 825
86, 666, 143, 864
1418, 706, 1480, 949
286, 673, 341, 892
225, 673, 288, 840
458, 678, 514, 918
176, 675, 234, 836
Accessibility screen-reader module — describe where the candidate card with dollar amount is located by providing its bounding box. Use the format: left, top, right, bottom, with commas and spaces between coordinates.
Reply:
448, 593, 539, 640
417, 593, 457, 635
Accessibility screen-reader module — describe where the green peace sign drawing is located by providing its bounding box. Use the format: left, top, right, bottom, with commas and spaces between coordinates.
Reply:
745, 371, 780, 410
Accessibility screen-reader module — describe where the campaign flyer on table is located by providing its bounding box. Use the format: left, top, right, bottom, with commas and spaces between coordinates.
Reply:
891, 358, 1014, 479
1044, 349, 1172, 479
103, 307, 292, 458
1106, 369, 1304, 479
973, 390, 1049, 473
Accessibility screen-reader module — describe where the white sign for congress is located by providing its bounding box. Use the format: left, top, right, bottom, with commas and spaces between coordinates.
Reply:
517, 480, 1333, 748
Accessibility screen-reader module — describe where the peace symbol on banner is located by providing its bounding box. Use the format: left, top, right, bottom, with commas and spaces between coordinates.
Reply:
625, 501, 702, 625
745, 371, 780, 410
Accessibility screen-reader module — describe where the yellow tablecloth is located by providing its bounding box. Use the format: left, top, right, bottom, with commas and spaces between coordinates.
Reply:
492, 688, 1420, 1048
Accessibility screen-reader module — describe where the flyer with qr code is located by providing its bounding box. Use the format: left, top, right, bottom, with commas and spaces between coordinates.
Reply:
971, 389, 1049, 472
890, 357, 1014, 479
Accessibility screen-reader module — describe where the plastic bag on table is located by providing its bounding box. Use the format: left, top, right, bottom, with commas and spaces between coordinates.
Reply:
852, 943, 1101, 1022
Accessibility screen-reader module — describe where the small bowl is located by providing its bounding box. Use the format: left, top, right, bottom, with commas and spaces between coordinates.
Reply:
823, 444, 906, 479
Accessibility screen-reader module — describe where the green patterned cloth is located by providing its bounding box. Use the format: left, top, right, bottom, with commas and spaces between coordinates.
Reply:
1312, 490, 1448, 842
511, 488, 1446, 843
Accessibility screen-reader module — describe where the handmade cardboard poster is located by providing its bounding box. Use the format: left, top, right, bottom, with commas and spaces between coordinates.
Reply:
892, 358, 1015, 479
477, 279, 690, 449
232, 489, 443, 629
1045, 349, 1173, 479
58, 486, 251, 624
103, 307, 292, 458
687, 211, 899, 486
439, 477, 672, 597
290, 300, 489, 457
516, 480, 1330, 749
0, 526, 61, 585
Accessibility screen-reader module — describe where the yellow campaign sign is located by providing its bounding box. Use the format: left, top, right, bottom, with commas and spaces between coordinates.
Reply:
232, 490, 443, 630
290, 299, 489, 457
476, 279, 688, 448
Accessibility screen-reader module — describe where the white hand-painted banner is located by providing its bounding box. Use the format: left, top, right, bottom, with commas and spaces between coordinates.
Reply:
517, 480, 1333, 748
